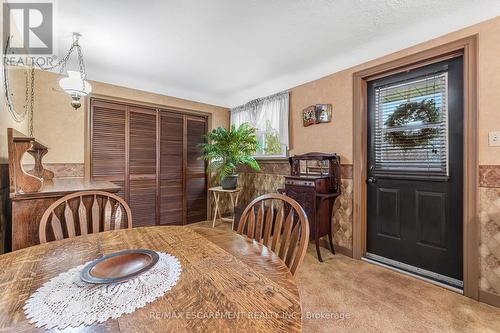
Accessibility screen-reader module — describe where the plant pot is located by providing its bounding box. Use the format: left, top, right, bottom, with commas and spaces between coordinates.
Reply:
221, 174, 239, 190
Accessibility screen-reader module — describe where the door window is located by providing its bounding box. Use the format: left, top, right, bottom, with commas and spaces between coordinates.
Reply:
373, 72, 449, 177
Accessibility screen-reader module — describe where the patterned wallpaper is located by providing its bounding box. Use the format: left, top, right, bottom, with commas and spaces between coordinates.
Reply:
22, 163, 84, 178
333, 179, 353, 250
479, 165, 500, 296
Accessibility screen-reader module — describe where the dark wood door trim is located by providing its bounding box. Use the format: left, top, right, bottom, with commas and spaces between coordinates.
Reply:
353, 35, 479, 299
125, 105, 130, 203
156, 109, 161, 225
87, 93, 214, 118
182, 115, 188, 225
184, 115, 209, 224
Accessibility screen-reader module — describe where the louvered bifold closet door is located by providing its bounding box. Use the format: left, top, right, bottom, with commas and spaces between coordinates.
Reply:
128, 107, 158, 227
159, 112, 184, 225
185, 116, 208, 224
91, 100, 126, 199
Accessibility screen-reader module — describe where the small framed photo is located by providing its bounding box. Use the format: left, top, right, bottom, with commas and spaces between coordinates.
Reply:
302, 105, 317, 127
315, 104, 332, 123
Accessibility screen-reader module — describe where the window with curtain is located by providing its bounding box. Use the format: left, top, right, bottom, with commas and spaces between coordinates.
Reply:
230, 91, 289, 158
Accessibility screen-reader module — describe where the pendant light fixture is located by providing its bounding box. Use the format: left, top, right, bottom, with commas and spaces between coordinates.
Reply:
59, 70, 92, 109
57, 33, 92, 109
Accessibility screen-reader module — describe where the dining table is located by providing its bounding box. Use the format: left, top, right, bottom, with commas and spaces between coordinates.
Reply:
0, 225, 302, 332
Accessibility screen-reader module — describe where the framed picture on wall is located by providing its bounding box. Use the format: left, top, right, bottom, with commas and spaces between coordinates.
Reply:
315, 104, 332, 123
303, 105, 317, 127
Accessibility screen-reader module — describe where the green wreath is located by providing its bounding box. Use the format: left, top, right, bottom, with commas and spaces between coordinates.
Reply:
384, 99, 440, 150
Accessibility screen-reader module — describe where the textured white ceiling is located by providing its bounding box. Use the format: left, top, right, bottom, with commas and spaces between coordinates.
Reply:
52, 0, 500, 107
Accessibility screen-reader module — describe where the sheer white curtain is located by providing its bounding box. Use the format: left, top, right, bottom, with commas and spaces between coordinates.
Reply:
230, 91, 289, 155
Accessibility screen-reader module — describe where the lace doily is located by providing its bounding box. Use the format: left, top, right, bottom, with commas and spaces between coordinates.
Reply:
24, 251, 182, 330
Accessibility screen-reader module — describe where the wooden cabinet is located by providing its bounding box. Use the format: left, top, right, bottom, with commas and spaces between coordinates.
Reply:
10, 179, 120, 251
282, 153, 342, 262
90, 99, 208, 227
6, 128, 121, 251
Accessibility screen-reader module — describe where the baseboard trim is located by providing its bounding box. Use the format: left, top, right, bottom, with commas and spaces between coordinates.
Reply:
479, 290, 500, 308
335, 245, 353, 257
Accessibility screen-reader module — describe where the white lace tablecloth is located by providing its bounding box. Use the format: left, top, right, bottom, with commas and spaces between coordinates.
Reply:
24, 251, 182, 330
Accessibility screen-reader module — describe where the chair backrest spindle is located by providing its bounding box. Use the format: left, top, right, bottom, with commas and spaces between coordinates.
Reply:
270, 206, 284, 253
64, 202, 76, 238
92, 195, 100, 233
114, 203, 123, 230
278, 211, 294, 259
50, 213, 64, 241
103, 198, 112, 231
78, 196, 88, 235
262, 202, 274, 246
255, 204, 264, 242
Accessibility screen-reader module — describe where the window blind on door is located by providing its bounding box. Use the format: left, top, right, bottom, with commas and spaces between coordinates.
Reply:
374, 72, 449, 176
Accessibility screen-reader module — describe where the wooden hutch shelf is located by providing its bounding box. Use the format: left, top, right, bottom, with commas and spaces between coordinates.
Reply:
7, 128, 120, 251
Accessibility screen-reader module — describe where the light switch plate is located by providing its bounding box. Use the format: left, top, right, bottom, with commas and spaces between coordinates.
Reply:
489, 131, 500, 147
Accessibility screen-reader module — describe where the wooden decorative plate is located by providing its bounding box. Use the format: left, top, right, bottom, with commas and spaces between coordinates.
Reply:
80, 249, 159, 284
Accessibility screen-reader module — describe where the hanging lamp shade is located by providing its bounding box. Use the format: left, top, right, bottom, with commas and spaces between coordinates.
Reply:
59, 70, 92, 97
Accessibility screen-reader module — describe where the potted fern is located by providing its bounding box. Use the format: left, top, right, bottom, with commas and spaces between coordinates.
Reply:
200, 123, 261, 189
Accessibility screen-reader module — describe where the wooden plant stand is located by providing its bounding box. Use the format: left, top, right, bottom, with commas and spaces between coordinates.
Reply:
209, 186, 241, 229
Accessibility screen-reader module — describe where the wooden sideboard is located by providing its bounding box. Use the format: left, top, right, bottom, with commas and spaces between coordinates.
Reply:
7, 129, 120, 251
10, 178, 120, 250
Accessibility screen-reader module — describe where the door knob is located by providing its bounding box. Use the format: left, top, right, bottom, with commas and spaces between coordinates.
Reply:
367, 177, 377, 184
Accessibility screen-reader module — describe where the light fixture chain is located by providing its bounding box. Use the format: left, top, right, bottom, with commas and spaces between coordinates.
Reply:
4, 32, 90, 119
77, 45, 87, 92
3, 36, 28, 122
29, 66, 35, 136
58, 44, 74, 74
41, 43, 75, 72
24, 67, 29, 112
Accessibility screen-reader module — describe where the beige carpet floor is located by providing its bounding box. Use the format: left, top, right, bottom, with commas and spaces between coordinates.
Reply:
193, 221, 500, 333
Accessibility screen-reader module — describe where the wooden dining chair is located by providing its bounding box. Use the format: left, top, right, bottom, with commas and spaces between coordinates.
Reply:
39, 191, 132, 244
237, 193, 310, 275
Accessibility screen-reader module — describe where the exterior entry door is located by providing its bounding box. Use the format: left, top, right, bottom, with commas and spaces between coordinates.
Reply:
366, 56, 463, 287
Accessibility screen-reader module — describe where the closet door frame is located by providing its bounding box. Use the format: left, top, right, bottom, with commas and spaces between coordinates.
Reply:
85, 95, 212, 225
